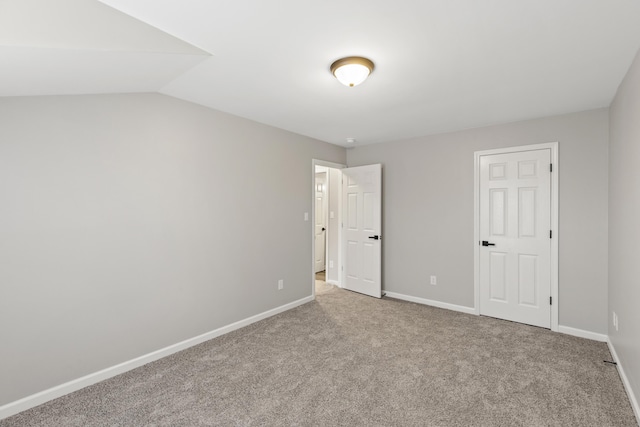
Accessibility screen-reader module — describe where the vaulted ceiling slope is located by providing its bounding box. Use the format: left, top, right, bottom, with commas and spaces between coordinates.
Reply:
0, 0, 209, 96
3, 1, 640, 147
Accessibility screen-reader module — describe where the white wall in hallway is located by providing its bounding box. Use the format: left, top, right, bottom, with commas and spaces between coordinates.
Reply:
326, 167, 342, 284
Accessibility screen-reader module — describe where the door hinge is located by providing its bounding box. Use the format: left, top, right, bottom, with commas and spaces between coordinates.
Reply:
550, 296, 552, 305
550, 163, 553, 172
550, 230, 552, 239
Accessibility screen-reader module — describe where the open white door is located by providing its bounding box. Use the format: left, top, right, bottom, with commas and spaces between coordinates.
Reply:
342, 164, 382, 298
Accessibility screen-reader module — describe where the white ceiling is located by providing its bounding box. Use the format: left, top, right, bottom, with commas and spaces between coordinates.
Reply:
3, 0, 640, 146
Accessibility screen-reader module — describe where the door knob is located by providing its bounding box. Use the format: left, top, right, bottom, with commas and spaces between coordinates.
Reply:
322, 227, 326, 231
481, 240, 495, 246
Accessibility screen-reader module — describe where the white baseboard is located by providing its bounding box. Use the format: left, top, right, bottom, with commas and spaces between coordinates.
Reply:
557, 325, 608, 342
607, 338, 640, 424
325, 279, 341, 287
0, 295, 313, 421
384, 291, 476, 315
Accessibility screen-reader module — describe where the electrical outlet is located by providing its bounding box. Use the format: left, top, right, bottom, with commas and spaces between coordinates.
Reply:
329, 260, 334, 268
430, 275, 437, 285
613, 311, 619, 331
304, 212, 309, 221
278, 279, 284, 290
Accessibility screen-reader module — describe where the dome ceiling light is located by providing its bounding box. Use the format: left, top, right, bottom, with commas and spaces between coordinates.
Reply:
330, 56, 375, 87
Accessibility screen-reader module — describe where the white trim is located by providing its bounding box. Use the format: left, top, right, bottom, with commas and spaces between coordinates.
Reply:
550, 142, 559, 332
473, 142, 559, 331
0, 295, 313, 421
384, 291, 476, 315
473, 152, 481, 316
325, 279, 341, 287
311, 159, 346, 298
557, 325, 607, 342
607, 338, 640, 424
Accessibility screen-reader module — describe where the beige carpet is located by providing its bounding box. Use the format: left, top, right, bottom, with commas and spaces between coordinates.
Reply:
2, 286, 637, 426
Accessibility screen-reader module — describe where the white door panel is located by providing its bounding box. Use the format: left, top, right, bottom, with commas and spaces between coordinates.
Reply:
342, 164, 382, 298
480, 149, 551, 328
314, 172, 326, 273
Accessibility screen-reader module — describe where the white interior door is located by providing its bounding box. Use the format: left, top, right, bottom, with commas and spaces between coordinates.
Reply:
479, 149, 551, 328
342, 164, 382, 298
314, 172, 326, 273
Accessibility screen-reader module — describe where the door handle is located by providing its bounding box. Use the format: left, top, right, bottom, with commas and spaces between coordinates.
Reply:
322, 227, 326, 231
481, 240, 495, 246
368, 235, 380, 240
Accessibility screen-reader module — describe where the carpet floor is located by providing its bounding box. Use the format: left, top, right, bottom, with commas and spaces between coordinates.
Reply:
2, 285, 637, 426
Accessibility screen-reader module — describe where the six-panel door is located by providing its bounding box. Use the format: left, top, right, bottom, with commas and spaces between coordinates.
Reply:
342, 164, 382, 298
479, 149, 551, 328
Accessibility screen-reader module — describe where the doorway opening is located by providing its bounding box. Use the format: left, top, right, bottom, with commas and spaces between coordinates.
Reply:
312, 161, 344, 297
311, 160, 383, 299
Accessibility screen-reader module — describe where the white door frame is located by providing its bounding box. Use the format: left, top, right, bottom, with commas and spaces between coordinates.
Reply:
473, 142, 559, 331
311, 159, 346, 298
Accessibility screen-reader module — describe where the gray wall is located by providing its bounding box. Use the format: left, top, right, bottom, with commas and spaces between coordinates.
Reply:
347, 109, 609, 334
0, 93, 345, 406
609, 48, 640, 409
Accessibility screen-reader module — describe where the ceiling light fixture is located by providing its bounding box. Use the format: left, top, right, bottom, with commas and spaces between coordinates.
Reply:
330, 57, 374, 87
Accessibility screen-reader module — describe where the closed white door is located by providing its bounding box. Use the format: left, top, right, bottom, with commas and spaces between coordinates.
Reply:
479, 149, 551, 328
342, 164, 382, 298
314, 172, 327, 273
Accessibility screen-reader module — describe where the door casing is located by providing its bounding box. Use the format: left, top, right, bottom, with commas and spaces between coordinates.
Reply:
473, 142, 559, 331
